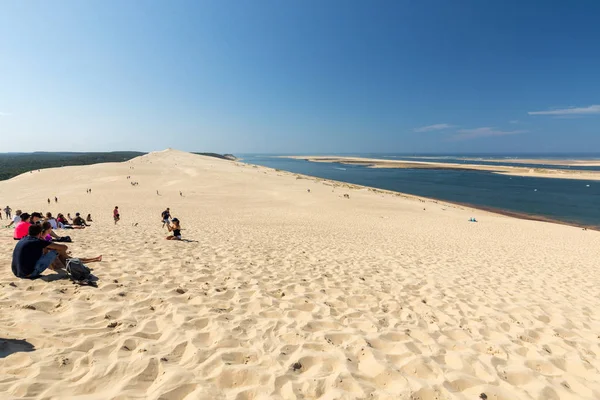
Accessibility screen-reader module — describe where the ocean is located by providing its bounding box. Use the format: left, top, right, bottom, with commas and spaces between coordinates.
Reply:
239, 154, 600, 228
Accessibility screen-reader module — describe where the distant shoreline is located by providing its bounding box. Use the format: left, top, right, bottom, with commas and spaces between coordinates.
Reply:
238, 156, 600, 232
280, 155, 600, 181
245, 160, 598, 231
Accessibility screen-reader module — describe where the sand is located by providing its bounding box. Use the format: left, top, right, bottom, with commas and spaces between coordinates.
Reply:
1, 149, 600, 400
284, 156, 600, 181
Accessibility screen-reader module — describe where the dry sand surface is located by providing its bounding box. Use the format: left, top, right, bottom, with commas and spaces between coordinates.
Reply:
1, 149, 600, 400
284, 156, 600, 181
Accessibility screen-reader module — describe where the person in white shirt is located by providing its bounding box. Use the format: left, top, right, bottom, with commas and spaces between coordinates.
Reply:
6, 209, 21, 228
45, 212, 64, 229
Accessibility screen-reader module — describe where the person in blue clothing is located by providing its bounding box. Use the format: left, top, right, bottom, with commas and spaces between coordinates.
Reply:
11, 224, 102, 279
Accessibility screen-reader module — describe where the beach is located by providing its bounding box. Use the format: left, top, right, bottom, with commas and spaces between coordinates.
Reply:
1, 149, 600, 399
283, 156, 600, 181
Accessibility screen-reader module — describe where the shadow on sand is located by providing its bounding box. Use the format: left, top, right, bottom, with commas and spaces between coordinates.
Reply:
0, 338, 35, 358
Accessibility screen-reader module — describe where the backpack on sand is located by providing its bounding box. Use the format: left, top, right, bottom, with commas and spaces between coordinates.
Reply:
66, 258, 91, 282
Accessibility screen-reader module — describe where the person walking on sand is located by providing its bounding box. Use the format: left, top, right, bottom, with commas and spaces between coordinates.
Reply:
47, 198, 51, 205
161, 207, 171, 228
113, 206, 120, 225
4, 205, 12, 219
166, 218, 182, 240
55, 196, 58, 203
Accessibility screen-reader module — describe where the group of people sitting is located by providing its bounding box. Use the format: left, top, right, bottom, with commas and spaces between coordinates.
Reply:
9, 209, 101, 279
9, 210, 94, 241
11, 223, 102, 279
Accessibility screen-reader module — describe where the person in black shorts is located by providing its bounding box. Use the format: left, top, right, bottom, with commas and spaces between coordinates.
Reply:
166, 218, 181, 240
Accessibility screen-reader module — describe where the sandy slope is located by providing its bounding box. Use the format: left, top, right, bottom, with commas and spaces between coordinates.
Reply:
1, 149, 599, 400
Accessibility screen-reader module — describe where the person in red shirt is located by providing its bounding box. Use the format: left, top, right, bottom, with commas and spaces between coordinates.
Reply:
113, 206, 120, 225
14, 212, 31, 240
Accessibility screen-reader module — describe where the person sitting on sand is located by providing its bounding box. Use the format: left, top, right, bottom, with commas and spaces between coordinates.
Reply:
13, 212, 32, 240
161, 207, 171, 227
56, 213, 84, 230
11, 224, 102, 279
166, 218, 182, 240
45, 212, 63, 229
113, 206, 120, 224
86, 214, 93, 222
41, 221, 61, 241
72, 213, 89, 227
6, 209, 21, 228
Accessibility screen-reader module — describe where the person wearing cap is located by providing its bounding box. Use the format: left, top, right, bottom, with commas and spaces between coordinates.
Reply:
166, 218, 182, 240
72, 212, 89, 227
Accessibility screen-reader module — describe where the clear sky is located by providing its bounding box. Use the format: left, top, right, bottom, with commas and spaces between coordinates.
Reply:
1, 0, 599, 154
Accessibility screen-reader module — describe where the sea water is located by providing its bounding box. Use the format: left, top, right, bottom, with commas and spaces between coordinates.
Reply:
240, 154, 600, 228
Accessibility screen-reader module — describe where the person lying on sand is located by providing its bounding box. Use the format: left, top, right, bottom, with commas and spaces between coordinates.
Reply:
11, 224, 102, 279
166, 218, 182, 240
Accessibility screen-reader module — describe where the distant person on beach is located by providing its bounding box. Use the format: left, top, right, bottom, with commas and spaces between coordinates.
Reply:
47, 198, 51, 204
179, 191, 182, 197
55, 196, 58, 203
86, 214, 93, 222
67, 213, 73, 221
166, 218, 182, 240
113, 206, 120, 224
4, 206, 12, 219
11, 224, 102, 279
161, 208, 171, 227
6, 210, 22, 228
156, 190, 160, 195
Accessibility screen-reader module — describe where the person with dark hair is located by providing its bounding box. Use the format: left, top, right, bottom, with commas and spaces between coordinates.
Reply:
161, 207, 171, 227
11, 224, 102, 279
86, 214, 93, 222
14, 212, 31, 240
41, 221, 61, 241
4, 205, 11, 219
72, 213, 89, 227
166, 218, 182, 240
113, 206, 120, 225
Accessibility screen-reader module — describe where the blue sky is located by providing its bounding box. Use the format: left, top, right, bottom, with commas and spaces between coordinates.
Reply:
1, 0, 599, 154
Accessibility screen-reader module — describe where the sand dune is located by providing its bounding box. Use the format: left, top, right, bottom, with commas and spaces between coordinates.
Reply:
1, 149, 600, 399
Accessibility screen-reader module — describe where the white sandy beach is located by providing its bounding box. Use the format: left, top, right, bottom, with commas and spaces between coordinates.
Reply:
1, 149, 600, 400
284, 156, 600, 181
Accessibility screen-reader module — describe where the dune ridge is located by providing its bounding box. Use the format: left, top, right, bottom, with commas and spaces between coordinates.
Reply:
1, 149, 599, 399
